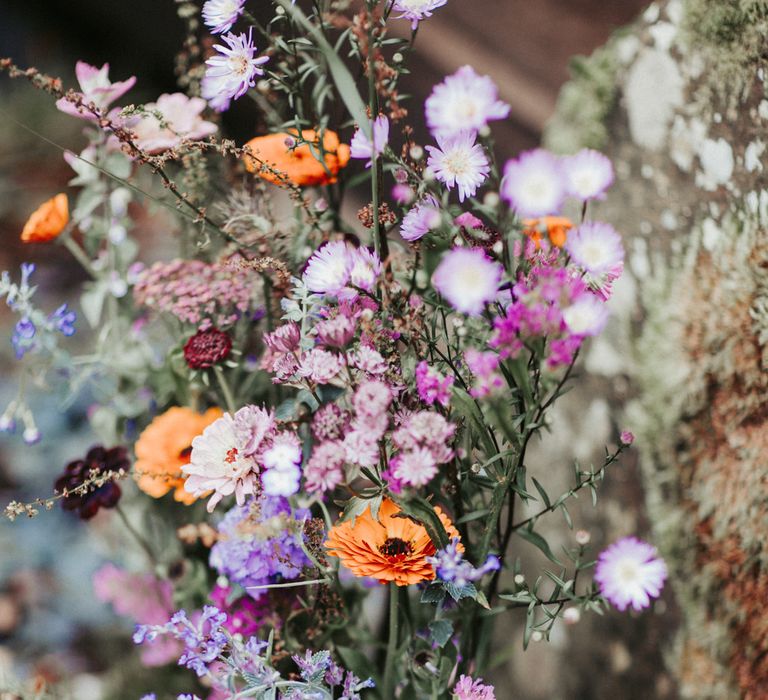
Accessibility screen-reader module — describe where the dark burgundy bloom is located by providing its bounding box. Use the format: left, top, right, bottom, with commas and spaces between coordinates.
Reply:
183, 328, 233, 369
54, 445, 128, 519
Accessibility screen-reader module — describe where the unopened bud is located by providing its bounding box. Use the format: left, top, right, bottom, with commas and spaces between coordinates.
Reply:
575, 529, 591, 545
563, 608, 581, 625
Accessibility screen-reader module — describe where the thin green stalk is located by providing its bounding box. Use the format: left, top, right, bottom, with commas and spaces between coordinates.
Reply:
382, 582, 400, 698
115, 504, 158, 567
213, 365, 237, 413
60, 233, 97, 278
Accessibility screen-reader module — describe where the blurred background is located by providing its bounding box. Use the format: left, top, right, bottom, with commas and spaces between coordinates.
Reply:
0, 1, 674, 698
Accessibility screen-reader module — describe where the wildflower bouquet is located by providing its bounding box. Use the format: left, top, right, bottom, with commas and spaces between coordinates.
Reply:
1, 0, 667, 698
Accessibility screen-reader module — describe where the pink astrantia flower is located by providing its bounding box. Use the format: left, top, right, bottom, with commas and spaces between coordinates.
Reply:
425, 65, 510, 138
427, 132, 490, 202
297, 349, 344, 384
400, 195, 441, 242
464, 349, 504, 398
453, 674, 496, 700
415, 360, 454, 407
127, 93, 218, 154
563, 148, 614, 201
350, 115, 389, 168
390, 447, 437, 487
391, 0, 447, 29
432, 248, 503, 315
562, 294, 610, 337
201, 29, 269, 112
595, 537, 667, 612
304, 440, 346, 493
183, 412, 260, 511
501, 148, 566, 218
202, 0, 245, 34
566, 221, 625, 276
349, 345, 388, 375
56, 61, 136, 120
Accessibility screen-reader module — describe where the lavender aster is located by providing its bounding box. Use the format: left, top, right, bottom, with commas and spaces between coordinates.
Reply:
426, 66, 510, 138
350, 115, 389, 168
202, 0, 245, 34
563, 148, 614, 201
501, 148, 566, 218
201, 29, 269, 112
427, 538, 500, 588
565, 221, 625, 276
400, 195, 441, 242
432, 247, 503, 315
427, 132, 489, 202
391, 0, 447, 30
595, 536, 667, 612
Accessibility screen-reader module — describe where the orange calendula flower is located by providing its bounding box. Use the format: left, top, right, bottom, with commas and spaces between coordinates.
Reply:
243, 129, 350, 187
523, 216, 573, 248
325, 498, 462, 586
21, 193, 69, 243
134, 406, 223, 504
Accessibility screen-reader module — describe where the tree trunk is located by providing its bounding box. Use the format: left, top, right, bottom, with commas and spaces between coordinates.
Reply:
544, 1, 768, 697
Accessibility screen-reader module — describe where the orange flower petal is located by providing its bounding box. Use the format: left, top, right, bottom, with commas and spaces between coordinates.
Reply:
21, 194, 69, 243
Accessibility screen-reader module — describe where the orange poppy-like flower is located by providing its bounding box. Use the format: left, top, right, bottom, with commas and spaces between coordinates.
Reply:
243, 129, 350, 187
21, 193, 69, 243
134, 406, 223, 504
523, 216, 573, 248
325, 498, 462, 586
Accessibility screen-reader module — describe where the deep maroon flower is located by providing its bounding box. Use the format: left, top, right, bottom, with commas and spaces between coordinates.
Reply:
54, 445, 128, 519
183, 328, 232, 369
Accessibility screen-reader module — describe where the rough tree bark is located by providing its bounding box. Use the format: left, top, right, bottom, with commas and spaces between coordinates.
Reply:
542, 1, 768, 698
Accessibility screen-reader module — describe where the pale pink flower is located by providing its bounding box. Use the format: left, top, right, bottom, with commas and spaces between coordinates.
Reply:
303, 241, 353, 296
432, 247, 503, 315
566, 221, 625, 276
563, 148, 614, 201
183, 412, 260, 511
304, 440, 346, 493
501, 148, 566, 218
426, 66, 509, 138
391, 447, 437, 487
352, 379, 393, 418
342, 430, 380, 468
56, 61, 136, 120
400, 195, 441, 242
595, 537, 667, 612
297, 349, 344, 384
427, 132, 489, 202
349, 345, 388, 375
392, 0, 447, 29
562, 294, 610, 337
126, 93, 217, 154
453, 674, 496, 700
202, 0, 245, 33
350, 114, 389, 168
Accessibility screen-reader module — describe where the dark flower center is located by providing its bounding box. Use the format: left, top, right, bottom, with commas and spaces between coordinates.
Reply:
379, 537, 413, 558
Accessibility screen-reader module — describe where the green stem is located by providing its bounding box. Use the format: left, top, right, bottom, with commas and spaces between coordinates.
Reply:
115, 504, 158, 567
383, 582, 400, 698
213, 365, 237, 413
60, 233, 97, 278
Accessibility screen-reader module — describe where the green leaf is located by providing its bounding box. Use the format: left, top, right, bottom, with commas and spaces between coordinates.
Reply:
531, 478, 551, 508
429, 619, 454, 648
395, 496, 449, 549
420, 584, 446, 605
80, 282, 107, 328
456, 509, 490, 524
276, 0, 370, 136
517, 527, 561, 564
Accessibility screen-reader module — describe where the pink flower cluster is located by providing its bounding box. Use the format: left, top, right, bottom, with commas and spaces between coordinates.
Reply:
133, 258, 256, 330
490, 263, 608, 368
464, 349, 504, 398
183, 405, 302, 511
93, 563, 180, 666
453, 674, 496, 700
389, 410, 455, 488
415, 360, 454, 407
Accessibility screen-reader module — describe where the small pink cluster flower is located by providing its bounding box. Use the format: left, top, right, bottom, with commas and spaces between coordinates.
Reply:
183, 405, 301, 510
389, 410, 455, 487
339, 380, 394, 468
453, 674, 496, 700
415, 361, 454, 407
490, 264, 608, 368
133, 258, 256, 330
464, 349, 504, 398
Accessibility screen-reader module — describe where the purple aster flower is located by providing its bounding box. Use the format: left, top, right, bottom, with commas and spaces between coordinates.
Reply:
202, 0, 245, 34
432, 247, 503, 315
566, 221, 625, 276
563, 148, 614, 201
427, 132, 490, 202
347, 246, 382, 295
303, 240, 354, 296
400, 195, 441, 242
49, 303, 77, 336
562, 294, 610, 337
55, 61, 136, 120
595, 536, 667, 612
349, 115, 389, 168
391, 0, 447, 30
425, 65, 510, 138
501, 148, 566, 218
201, 29, 269, 112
